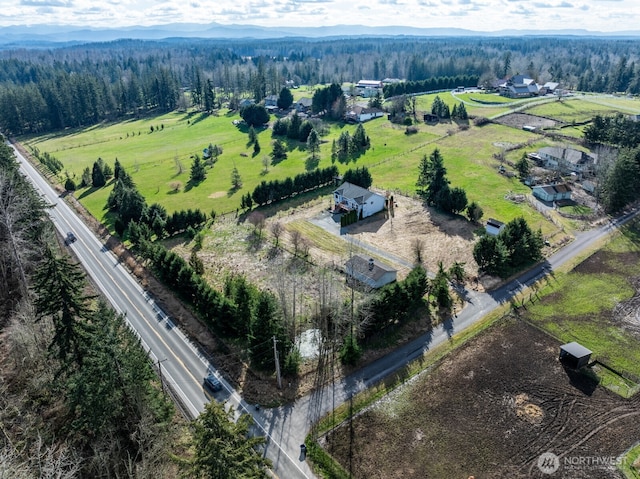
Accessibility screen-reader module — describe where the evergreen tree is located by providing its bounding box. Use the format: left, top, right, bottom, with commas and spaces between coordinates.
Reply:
421, 148, 449, 206
253, 138, 261, 155
432, 261, 452, 309
231, 166, 242, 189
249, 291, 284, 370
271, 139, 287, 161
277, 87, 293, 110
287, 112, 302, 140
33, 247, 95, 369
515, 152, 530, 179
187, 400, 270, 479
307, 129, 320, 161
241, 104, 270, 127
81, 166, 91, 188
466, 201, 484, 223
190, 154, 206, 184
602, 147, 640, 213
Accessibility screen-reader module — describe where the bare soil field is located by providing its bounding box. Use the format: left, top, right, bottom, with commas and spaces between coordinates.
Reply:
325, 319, 640, 478
495, 113, 560, 129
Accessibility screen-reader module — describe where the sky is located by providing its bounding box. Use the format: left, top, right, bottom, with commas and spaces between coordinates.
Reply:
0, 0, 639, 33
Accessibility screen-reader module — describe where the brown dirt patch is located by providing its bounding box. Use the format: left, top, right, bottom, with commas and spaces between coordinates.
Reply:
208, 191, 226, 199
495, 113, 560, 130
325, 319, 640, 478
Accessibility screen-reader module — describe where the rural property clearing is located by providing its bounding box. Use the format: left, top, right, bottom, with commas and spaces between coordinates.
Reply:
325, 318, 640, 479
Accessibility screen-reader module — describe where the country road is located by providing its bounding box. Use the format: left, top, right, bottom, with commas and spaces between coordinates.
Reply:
11, 142, 314, 479
13, 139, 638, 479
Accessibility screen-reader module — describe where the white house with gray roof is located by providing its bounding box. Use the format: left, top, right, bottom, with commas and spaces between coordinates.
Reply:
333, 181, 386, 219
535, 146, 596, 177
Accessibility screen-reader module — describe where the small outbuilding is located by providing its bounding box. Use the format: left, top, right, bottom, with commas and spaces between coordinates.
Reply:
485, 218, 505, 236
345, 255, 397, 289
559, 342, 592, 369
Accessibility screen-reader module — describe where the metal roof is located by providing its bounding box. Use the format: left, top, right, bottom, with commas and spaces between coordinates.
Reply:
560, 342, 592, 359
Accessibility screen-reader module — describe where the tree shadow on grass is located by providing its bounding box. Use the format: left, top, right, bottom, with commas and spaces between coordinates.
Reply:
187, 112, 210, 127
77, 186, 100, 200
305, 156, 319, 171
227, 185, 241, 198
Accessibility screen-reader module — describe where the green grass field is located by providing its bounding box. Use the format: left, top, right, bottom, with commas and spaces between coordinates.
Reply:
19, 91, 640, 233
621, 443, 640, 478
524, 221, 640, 385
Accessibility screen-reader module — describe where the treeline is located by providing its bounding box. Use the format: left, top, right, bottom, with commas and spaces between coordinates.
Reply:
251, 165, 338, 206
383, 74, 480, 97
584, 113, 640, 148
0, 138, 176, 477
1, 139, 272, 477
105, 160, 208, 237
137, 240, 295, 373
2, 36, 640, 134
582, 114, 640, 213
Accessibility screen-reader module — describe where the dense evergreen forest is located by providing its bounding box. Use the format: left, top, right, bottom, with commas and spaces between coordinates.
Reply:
1, 36, 640, 135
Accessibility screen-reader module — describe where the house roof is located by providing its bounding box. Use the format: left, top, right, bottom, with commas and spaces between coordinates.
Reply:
347, 106, 383, 117
539, 147, 594, 167
345, 254, 397, 282
334, 181, 382, 205
560, 342, 592, 359
543, 81, 559, 90
297, 97, 312, 107
534, 184, 572, 196
486, 218, 504, 228
356, 80, 383, 88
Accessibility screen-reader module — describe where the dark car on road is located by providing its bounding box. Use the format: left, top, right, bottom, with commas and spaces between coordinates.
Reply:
204, 373, 222, 392
65, 232, 77, 245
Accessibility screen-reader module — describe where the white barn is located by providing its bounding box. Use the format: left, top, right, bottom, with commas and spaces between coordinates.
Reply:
333, 181, 386, 219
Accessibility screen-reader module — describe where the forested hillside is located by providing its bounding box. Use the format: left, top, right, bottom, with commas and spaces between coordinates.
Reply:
1, 36, 640, 135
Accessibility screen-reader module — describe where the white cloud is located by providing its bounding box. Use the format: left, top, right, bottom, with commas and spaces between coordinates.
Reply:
0, 0, 637, 31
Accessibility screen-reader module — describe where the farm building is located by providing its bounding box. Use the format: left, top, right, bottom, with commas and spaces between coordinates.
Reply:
356, 79, 384, 97
485, 218, 506, 236
345, 255, 397, 289
333, 182, 386, 219
532, 183, 572, 203
559, 342, 592, 369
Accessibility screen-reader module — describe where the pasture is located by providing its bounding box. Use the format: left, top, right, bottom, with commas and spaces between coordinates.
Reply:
22, 97, 563, 234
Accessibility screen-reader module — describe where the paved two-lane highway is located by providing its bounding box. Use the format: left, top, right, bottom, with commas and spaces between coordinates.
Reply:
12, 142, 314, 479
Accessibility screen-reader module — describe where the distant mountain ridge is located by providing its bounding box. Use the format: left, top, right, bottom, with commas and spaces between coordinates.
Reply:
1, 22, 640, 46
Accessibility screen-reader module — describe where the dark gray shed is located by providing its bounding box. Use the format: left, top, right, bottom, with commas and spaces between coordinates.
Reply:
559, 342, 592, 369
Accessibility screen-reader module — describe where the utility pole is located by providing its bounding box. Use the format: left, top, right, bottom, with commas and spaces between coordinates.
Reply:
273, 336, 282, 389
